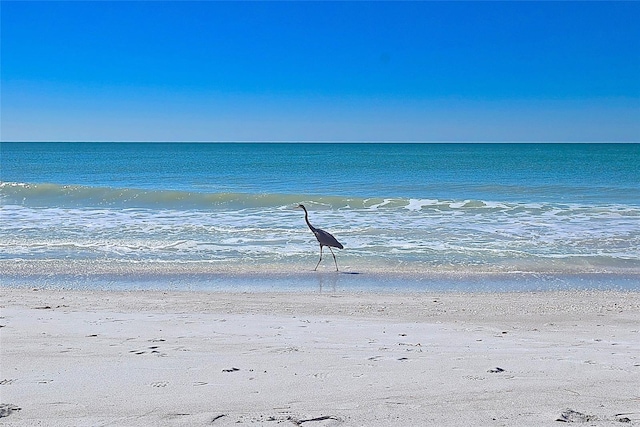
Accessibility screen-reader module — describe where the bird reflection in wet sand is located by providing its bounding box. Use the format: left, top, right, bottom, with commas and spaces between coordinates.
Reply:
297, 204, 343, 271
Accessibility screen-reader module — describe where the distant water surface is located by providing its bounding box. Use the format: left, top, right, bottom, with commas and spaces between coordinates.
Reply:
1, 142, 638, 291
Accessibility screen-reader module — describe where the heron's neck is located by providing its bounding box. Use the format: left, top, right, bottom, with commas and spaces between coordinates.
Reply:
303, 209, 315, 232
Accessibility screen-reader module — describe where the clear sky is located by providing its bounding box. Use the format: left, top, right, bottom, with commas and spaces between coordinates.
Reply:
2, 1, 639, 142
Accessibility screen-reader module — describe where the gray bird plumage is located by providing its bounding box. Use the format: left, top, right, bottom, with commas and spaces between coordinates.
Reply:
297, 204, 343, 271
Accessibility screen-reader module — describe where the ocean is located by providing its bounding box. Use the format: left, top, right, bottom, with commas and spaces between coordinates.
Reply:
1, 142, 639, 292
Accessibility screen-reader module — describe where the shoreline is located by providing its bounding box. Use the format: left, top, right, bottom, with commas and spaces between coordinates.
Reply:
2, 259, 639, 293
2, 287, 639, 426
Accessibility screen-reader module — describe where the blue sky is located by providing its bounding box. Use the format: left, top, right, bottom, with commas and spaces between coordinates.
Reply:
2, 1, 639, 142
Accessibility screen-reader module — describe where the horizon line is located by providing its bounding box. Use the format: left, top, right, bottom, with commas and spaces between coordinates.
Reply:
2, 140, 639, 144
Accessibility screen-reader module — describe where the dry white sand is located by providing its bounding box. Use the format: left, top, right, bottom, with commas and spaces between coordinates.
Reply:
1, 288, 639, 426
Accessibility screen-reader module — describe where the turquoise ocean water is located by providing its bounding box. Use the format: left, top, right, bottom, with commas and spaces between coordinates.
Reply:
1, 142, 639, 291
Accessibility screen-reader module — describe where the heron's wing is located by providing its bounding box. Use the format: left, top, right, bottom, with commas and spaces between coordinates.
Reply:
314, 228, 344, 249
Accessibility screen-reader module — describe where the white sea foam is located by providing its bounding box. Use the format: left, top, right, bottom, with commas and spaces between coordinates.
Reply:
404, 199, 438, 211
2, 197, 639, 272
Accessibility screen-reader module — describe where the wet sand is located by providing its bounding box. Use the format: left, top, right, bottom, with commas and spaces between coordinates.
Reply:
1, 288, 639, 426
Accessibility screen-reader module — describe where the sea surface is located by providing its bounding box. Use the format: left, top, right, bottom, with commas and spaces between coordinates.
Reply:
1, 142, 639, 292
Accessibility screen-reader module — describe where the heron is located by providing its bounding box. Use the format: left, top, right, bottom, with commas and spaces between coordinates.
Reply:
297, 204, 344, 271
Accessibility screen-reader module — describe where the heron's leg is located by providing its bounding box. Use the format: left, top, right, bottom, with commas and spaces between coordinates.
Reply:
314, 245, 323, 271
328, 247, 339, 271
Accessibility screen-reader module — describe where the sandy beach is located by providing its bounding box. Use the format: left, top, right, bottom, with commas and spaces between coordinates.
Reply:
1, 287, 639, 426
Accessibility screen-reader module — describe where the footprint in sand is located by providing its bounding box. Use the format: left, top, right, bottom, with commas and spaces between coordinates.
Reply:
463, 375, 486, 381
150, 381, 169, 388
0, 404, 21, 418
311, 372, 329, 379
292, 415, 342, 425
129, 346, 167, 357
